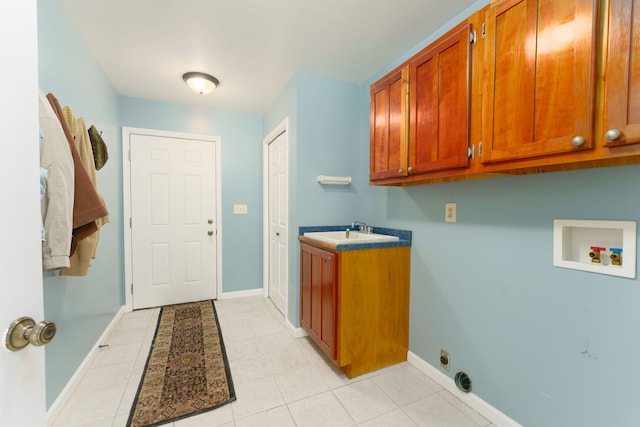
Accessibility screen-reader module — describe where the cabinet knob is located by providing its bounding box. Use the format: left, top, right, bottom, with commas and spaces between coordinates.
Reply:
605, 129, 621, 141
571, 136, 585, 147
398, 168, 403, 175
407, 166, 413, 173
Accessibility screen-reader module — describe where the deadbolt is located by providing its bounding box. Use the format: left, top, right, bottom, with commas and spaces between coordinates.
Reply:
208, 219, 213, 224
5, 317, 57, 351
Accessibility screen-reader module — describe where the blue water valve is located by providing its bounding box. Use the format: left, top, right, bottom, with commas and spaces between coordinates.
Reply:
610, 247, 623, 266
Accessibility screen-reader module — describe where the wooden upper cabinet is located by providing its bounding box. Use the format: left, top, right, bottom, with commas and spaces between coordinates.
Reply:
370, 66, 409, 181
601, 0, 640, 147
481, 0, 598, 164
408, 21, 471, 174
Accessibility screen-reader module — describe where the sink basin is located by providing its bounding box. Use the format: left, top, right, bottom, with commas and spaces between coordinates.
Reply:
303, 230, 400, 245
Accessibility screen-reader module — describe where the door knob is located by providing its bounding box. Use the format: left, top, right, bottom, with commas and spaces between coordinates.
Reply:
207, 230, 213, 236
5, 317, 57, 351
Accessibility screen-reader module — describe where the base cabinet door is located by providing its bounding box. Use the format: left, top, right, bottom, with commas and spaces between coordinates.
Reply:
300, 243, 337, 361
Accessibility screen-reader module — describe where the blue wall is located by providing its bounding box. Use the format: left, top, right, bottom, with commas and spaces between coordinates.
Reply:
40, 0, 640, 424
119, 97, 263, 294
264, 72, 360, 322
37, 0, 123, 408
350, 1, 640, 425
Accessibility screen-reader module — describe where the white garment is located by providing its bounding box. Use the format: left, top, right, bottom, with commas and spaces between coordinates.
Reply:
39, 89, 74, 270
39, 167, 47, 242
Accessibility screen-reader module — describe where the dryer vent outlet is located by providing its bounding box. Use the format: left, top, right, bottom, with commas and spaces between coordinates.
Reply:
440, 349, 450, 371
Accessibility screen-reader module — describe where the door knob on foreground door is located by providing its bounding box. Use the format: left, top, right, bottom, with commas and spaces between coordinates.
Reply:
5, 317, 57, 351
207, 230, 214, 236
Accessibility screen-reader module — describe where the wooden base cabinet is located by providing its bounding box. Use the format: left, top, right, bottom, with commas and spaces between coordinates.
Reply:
300, 241, 410, 378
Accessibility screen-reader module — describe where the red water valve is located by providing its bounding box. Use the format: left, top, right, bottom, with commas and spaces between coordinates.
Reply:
589, 246, 606, 263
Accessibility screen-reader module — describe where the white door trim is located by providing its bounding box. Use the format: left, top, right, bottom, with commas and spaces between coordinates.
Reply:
262, 118, 289, 315
122, 127, 223, 311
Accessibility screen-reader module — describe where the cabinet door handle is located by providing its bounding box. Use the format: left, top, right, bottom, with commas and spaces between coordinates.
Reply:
605, 129, 621, 141
398, 168, 403, 175
571, 135, 585, 147
407, 166, 413, 173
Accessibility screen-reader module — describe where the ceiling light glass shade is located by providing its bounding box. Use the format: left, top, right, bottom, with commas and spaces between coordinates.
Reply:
182, 72, 219, 95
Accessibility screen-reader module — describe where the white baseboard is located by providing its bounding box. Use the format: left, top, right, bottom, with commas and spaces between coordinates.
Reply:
220, 288, 263, 299
407, 351, 522, 427
286, 318, 307, 338
46, 306, 126, 427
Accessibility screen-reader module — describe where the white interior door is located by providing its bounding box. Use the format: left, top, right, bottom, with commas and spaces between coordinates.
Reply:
129, 132, 218, 309
1, 2, 46, 424
267, 130, 288, 315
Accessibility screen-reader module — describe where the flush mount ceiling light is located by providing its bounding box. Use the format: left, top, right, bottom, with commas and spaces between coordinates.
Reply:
182, 72, 219, 95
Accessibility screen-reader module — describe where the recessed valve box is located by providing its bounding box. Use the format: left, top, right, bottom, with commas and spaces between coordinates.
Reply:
553, 219, 636, 278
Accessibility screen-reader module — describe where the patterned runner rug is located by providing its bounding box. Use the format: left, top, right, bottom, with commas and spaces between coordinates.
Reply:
127, 300, 235, 427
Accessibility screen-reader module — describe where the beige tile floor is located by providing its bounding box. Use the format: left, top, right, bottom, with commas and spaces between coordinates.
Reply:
52, 296, 497, 427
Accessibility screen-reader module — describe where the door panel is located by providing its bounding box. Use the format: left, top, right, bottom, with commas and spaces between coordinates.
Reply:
409, 21, 471, 173
0, 3, 46, 424
370, 66, 409, 180
130, 133, 217, 309
268, 131, 288, 315
602, 0, 640, 146
482, 0, 597, 163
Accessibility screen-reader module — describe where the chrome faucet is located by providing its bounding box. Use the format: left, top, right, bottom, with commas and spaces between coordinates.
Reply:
351, 221, 372, 234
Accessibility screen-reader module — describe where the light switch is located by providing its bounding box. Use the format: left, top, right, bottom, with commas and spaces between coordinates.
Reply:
233, 204, 248, 215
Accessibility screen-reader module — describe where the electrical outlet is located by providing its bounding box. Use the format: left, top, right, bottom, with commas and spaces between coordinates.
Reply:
445, 203, 457, 223
233, 204, 248, 215
440, 349, 450, 371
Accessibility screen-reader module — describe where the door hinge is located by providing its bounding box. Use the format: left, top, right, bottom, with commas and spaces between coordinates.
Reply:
469, 29, 477, 44
467, 144, 475, 159
478, 141, 483, 156
129, 217, 132, 228
128, 148, 131, 161
130, 284, 133, 295
482, 22, 486, 39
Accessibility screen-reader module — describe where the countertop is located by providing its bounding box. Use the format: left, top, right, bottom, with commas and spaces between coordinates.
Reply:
298, 225, 412, 251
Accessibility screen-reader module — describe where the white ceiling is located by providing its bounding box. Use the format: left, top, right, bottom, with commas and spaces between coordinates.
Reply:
58, 0, 479, 114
